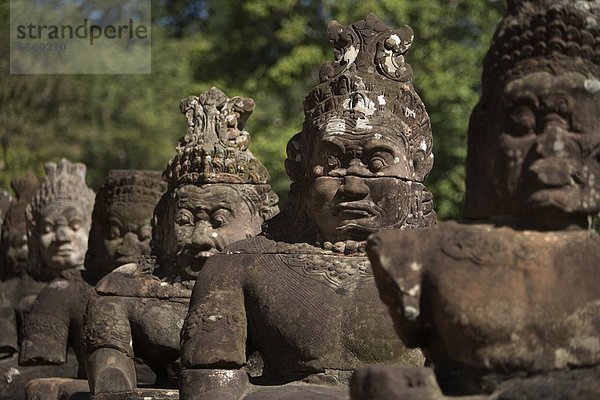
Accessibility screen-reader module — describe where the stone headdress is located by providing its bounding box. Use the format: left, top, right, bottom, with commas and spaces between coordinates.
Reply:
484, 0, 600, 93
26, 159, 95, 277
153, 87, 279, 257
285, 13, 434, 184
0, 172, 39, 278
464, 0, 600, 219
85, 170, 167, 272
163, 87, 271, 190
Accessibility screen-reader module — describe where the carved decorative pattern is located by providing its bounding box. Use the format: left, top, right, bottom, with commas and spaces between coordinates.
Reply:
164, 87, 270, 189
287, 13, 434, 185
279, 254, 372, 290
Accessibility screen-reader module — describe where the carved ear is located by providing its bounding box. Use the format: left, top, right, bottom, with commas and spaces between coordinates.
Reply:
284, 132, 303, 182
259, 205, 277, 223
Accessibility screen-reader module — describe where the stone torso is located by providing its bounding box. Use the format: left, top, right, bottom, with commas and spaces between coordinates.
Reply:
84, 264, 191, 380
19, 271, 95, 370
185, 236, 422, 383
371, 222, 600, 391
0, 276, 48, 312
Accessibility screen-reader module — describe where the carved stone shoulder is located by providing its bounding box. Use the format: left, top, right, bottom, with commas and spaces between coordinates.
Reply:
222, 235, 331, 256
95, 263, 191, 299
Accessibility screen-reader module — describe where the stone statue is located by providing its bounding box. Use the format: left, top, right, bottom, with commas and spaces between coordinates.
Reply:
25, 160, 95, 281
179, 13, 435, 400
361, 1, 600, 399
82, 87, 279, 398
18, 169, 166, 400
1, 173, 40, 280
18, 159, 95, 369
0, 161, 93, 399
0, 172, 41, 359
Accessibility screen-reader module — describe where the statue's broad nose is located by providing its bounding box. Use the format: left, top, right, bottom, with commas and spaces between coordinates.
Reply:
339, 175, 369, 201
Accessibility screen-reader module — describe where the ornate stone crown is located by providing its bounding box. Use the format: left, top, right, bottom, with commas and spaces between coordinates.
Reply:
287, 13, 434, 184
484, 0, 600, 89
85, 170, 166, 273
27, 159, 95, 224
163, 87, 270, 190
100, 170, 166, 206
2, 172, 39, 234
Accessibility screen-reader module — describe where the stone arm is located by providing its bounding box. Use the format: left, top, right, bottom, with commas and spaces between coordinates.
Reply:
0, 306, 18, 358
0, 278, 48, 358
19, 278, 91, 366
367, 228, 430, 349
180, 253, 250, 400
83, 292, 136, 394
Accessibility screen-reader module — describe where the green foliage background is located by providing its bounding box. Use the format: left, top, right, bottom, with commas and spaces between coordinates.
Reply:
0, 0, 506, 220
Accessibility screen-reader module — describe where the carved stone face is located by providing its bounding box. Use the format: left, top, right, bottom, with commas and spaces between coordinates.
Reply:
104, 200, 154, 267
39, 203, 89, 271
306, 121, 411, 241
163, 184, 262, 277
6, 231, 28, 272
494, 71, 600, 222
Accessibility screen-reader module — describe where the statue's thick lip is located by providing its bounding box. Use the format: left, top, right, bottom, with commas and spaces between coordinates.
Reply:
114, 254, 141, 264
180, 246, 218, 260
53, 245, 74, 255
527, 158, 583, 189
336, 201, 378, 218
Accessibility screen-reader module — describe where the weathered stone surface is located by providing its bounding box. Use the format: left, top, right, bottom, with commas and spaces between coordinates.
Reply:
0, 353, 79, 400
179, 13, 435, 400
0, 278, 47, 359
83, 87, 279, 396
363, 1, 600, 398
92, 388, 179, 400
368, 224, 600, 394
244, 383, 350, 400
491, 366, 600, 400
351, 366, 444, 400
25, 377, 89, 400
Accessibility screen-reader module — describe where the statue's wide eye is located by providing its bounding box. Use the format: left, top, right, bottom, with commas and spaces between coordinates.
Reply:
211, 209, 230, 228
509, 105, 536, 137
176, 209, 194, 226
108, 221, 121, 239
138, 225, 152, 240
70, 220, 82, 231
369, 157, 386, 173
327, 155, 340, 168
42, 221, 53, 234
